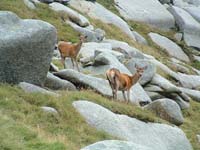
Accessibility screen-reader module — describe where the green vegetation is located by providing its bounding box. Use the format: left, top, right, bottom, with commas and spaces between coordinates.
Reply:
181, 101, 200, 150
0, 0, 79, 42
1, 0, 200, 149
0, 84, 164, 149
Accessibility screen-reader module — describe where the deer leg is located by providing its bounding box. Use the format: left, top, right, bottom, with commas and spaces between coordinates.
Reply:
114, 83, 119, 100
127, 90, 130, 103
75, 59, 80, 72
122, 90, 127, 102
71, 58, 75, 69
61, 57, 66, 69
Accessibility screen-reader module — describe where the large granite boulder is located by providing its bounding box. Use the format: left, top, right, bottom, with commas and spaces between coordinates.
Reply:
54, 69, 151, 104
81, 140, 153, 150
114, 0, 175, 29
177, 73, 200, 89
69, 0, 136, 40
179, 87, 200, 102
19, 82, 58, 96
102, 39, 144, 59
168, 6, 200, 49
0, 11, 56, 85
66, 21, 105, 42
125, 58, 156, 85
148, 32, 190, 62
73, 100, 193, 150
49, 2, 90, 27
44, 72, 76, 90
144, 98, 184, 125
184, 6, 200, 23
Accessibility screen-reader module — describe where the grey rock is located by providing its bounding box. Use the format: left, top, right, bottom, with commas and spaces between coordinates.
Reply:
0, 11, 56, 85
54, 69, 151, 104
39, 0, 54, 4
132, 31, 148, 45
149, 32, 189, 62
73, 100, 193, 150
79, 42, 112, 59
179, 87, 200, 102
197, 134, 200, 143
69, 0, 136, 40
66, 21, 105, 42
41, 106, 58, 114
49, 63, 59, 72
184, 6, 200, 23
144, 84, 164, 92
168, 60, 190, 74
177, 73, 200, 89
125, 58, 156, 85
193, 55, 200, 62
81, 140, 153, 150
147, 56, 179, 81
172, 0, 190, 7
168, 6, 200, 49
24, 0, 36, 9
146, 91, 165, 100
159, 0, 172, 4
102, 39, 144, 59
151, 74, 181, 93
50, 2, 90, 27
174, 33, 183, 41
114, 0, 175, 30
19, 82, 58, 96
169, 93, 190, 109
144, 98, 184, 125
44, 72, 76, 90
93, 52, 130, 74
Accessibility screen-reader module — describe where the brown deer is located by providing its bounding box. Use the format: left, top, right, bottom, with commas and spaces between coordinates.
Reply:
106, 65, 147, 103
57, 35, 87, 71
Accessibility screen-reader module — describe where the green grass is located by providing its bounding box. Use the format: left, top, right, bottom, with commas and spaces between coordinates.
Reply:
181, 100, 200, 150
0, 0, 79, 42
0, 84, 165, 150
0, 84, 200, 149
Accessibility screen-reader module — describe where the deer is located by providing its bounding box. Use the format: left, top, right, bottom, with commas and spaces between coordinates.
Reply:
57, 35, 87, 72
106, 65, 147, 104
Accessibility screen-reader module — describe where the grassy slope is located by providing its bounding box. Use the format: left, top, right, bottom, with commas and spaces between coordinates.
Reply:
0, 84, 164, 150
0, 0, 200, 149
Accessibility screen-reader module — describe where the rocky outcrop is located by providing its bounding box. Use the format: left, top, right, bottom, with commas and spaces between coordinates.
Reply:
177, 73, 200, 89
0, 11, 56, 85
54, 69, 151, 104
73, 100, 193, 150
81, 140, 153, 150
149, 32, 190, 62
18, 82, 58, 96
168, 6, 200, 49
144, 98, 184, 125
44, 72, 76, 91
69, 0, 136, 40
102, 39, 144, 59
66, 21, 105, 42
49, 2, 90, 27
125, 58, 156, 85
114, 0, 175, 29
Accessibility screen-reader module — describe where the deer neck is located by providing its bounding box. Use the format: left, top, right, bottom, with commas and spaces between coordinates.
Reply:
75, 40, 83, 53
131, 73, 141, 85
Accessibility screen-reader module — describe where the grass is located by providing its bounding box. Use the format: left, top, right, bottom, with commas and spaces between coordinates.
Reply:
0, 84, 200, 149
0, 0, 79, 42
0, 84, 165, 150
181, 100, 200, 150
96, 0, 120, 16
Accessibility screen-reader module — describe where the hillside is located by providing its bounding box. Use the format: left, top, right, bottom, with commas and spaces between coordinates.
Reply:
0, 0, 200, 150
